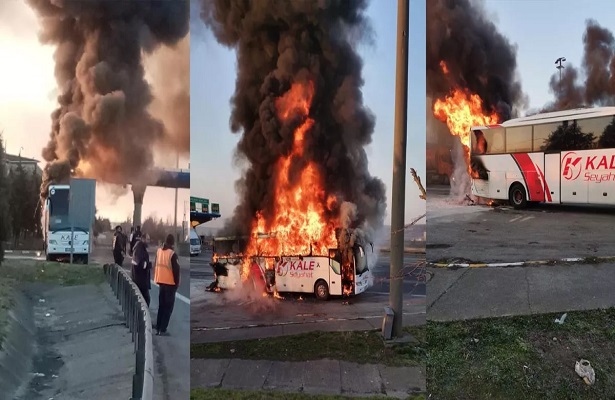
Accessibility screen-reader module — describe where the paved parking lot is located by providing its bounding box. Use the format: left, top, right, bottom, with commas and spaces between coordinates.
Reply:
427, 185, 615, 263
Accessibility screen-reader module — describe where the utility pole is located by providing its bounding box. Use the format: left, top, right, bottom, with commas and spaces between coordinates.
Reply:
389, 0, 409, 338
174, 153, 179, 243
555, 57, 566, 85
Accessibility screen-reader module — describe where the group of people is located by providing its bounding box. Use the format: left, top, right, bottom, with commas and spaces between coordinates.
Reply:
112, 225, 180, 336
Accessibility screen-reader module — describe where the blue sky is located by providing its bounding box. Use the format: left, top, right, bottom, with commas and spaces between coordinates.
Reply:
483, 0, 615, 112
190, 0, 426, 229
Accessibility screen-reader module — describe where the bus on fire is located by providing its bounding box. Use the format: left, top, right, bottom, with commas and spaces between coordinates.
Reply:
469, 106, 615, 208
208, 229, 374, 300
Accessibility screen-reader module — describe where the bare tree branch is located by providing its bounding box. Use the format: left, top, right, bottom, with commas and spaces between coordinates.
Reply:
410, 168, 426, 200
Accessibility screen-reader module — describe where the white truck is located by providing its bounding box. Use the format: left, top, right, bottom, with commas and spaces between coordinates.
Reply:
43, 184, 92, 263
189, 228, 202, 256
209, 230, 374, 300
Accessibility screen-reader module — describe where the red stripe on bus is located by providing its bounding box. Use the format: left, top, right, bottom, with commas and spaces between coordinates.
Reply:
511, 153, 545, 202
536, 165, 552, 203
486, 124, 502, 128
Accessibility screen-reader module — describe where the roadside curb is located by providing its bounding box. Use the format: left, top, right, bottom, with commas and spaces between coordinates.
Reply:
4, 250, 42, 255
428, 256, 615, 268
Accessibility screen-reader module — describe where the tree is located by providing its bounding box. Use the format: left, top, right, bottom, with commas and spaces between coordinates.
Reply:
93, 216, 112, 237
598, 116, 615, 149
0, 134, 10, 264
543, 120, 595, 152
8, 163, 31, 246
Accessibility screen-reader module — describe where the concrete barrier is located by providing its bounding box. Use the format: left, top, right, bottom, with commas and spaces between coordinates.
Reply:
103, 264, 154, 400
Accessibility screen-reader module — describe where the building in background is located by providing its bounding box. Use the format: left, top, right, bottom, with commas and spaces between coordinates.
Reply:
3, 152, 42, 177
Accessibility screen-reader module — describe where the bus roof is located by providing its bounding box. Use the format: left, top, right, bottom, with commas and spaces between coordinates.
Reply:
49, 184, 70, 190
471, 106, 615, 131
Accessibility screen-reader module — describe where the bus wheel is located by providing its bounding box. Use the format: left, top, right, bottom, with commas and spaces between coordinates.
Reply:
314, 280, 329, 301
509, 183, 527, 209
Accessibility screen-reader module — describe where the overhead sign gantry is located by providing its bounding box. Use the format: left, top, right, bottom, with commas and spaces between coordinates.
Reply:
190, 196, 221, 227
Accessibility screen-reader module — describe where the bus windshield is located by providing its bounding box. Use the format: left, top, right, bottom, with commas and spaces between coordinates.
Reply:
354, 245, 368, 275
48, 188, 69, 231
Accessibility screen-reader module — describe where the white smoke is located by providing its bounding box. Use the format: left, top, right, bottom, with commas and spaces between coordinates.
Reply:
448, 139, 475, 203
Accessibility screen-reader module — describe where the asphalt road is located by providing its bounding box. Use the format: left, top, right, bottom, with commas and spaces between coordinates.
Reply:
190, 247, 426, 343
90, 244, 189, 400
427, 184, 615, 263
91, 244, 190, 299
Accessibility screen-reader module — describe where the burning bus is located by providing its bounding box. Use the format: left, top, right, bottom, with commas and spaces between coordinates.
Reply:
209, 228, 373, 300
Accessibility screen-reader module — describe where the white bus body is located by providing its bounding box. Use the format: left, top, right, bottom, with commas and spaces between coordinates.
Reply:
211, 235, 373, 300
470, 107, 615, 208
43, 184, 91, 263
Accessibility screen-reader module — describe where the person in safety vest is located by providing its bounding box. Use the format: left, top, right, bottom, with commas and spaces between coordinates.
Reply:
154, 234, 180, 336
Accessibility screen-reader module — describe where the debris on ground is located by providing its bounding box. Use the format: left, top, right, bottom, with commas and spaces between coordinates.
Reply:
555, 313, 567, 324
575, 359, 595, 385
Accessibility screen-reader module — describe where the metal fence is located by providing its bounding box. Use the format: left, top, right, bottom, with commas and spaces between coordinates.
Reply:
103, 263, 154, 400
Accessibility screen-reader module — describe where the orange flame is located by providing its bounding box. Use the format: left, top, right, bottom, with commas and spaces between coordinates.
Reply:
433, 88, 499, 173
440, 61, 449, 75
242, 81, 338, 279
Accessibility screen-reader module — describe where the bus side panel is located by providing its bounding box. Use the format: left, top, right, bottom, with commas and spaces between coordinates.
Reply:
587, 149, 615, 205
561, 151, 589, 204
544, 153, 560, 203
510, 153, 545, 202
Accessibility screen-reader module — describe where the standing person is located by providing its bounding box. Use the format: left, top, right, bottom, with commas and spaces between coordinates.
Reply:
128, 227, 134, 255
112, 225, 125, 266
154, 234, 180, 336
130, 225, 142, 256
131, 232, 151, 306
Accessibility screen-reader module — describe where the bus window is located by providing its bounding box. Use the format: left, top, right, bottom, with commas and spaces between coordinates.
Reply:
533, 122, 560, 151
541, 120, 595, 152
472, 130, 488, 155
48, 189, 69, 230
506, 126, 532, 153
354, 246, 368, 275
579, 116, 615, 149
483, 128, 505, 154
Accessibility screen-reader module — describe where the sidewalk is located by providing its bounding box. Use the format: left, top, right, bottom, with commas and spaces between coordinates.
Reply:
428, 262, 615, 321
20, 283, 134, 399
191, 358, 425, 398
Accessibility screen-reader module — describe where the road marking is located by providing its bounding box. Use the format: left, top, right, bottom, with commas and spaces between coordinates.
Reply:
428, 256, 615, 268
150, 280, 190, 305
509, 216, 522, 222
192, 311, 426, 331
520, 216, 534, 222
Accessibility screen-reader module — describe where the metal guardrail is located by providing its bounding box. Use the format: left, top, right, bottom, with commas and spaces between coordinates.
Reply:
103, 263, 154, 400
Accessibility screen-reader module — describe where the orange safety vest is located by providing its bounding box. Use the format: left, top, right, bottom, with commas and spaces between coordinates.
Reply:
154, 248, 176, 285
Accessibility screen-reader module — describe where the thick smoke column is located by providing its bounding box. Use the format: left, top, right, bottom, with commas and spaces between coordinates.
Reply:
426, 0, 526, 122
201, 0, 386, 239
27, 0, 189, 198
545, 20, 615, 111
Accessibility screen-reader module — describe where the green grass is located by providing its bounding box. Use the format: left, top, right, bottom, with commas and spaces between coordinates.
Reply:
191, 326, 426, 367
0, 259, 105, 286
190, 388, 425, 400
428, 309, 615, 399
0, 279, 15, 351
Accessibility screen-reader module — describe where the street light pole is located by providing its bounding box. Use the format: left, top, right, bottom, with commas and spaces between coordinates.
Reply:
555, 57, 566, 85
174, 152, 179, 243
389, 0, 409, 338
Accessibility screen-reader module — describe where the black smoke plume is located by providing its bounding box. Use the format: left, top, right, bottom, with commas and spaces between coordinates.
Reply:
427, 0, 526, 122
200, 0, 386, 238
26, 0, 189, 198
544, 20, 615, 112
